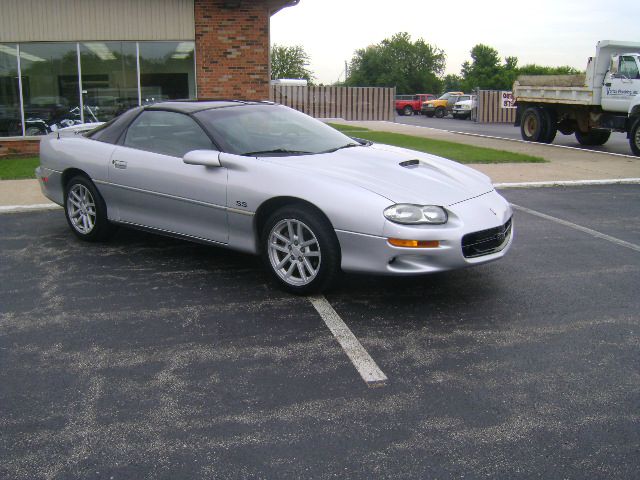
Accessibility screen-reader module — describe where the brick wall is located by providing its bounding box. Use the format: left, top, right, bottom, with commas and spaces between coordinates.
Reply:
195, 0, 271, 100
0, 139, 39, 157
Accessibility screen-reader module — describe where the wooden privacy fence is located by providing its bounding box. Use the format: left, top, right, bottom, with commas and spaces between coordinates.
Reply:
477, 90, 517, 123
269, 86, 396, 121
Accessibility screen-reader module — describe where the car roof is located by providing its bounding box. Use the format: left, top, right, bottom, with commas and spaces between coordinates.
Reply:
145, 100, 270, 114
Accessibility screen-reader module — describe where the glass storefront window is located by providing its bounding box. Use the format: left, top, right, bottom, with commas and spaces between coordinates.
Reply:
20, 42, 80, 136
0, 44, 21, 137
139, 42, 196, 104
80, 42, 138, 122
2, 41, 196, 137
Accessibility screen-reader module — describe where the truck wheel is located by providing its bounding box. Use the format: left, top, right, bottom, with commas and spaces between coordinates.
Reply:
630, 119, 640, 156
403, 105, 414, 116
434, 107, 446, 118
540, 108, 557, 144
520, 107, 546, 142
575, 129, 611, 146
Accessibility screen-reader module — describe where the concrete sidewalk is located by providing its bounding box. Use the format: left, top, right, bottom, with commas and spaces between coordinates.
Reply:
1, 122, 639, 208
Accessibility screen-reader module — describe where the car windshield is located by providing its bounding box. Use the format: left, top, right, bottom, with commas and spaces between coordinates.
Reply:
438, 93, 452, 100
194, 104, 360, 156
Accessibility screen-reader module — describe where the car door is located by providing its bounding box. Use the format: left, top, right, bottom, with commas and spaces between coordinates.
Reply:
602, 55, 640, 113
108, 109, 229, 244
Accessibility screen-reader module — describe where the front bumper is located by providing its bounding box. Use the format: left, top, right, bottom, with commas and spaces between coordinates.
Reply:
336, 190, 513, 275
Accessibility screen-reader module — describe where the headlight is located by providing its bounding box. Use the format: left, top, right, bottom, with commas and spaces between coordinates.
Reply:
384, 204, 448, 225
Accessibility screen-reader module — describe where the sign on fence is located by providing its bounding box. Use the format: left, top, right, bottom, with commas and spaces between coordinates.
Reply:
500, 91, 516, 109
477, 90, 517, 123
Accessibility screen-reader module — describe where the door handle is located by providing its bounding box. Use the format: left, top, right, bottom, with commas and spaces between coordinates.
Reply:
604, 82, 612, 87
112, 159, 127, 169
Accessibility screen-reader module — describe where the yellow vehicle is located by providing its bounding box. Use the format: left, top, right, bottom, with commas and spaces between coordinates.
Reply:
421, 92, 464, 118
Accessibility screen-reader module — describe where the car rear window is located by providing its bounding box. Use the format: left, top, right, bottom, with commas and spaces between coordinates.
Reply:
87, 107, 143, 144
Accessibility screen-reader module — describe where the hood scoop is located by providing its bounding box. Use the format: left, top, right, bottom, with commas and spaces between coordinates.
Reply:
399, 159, 420, 168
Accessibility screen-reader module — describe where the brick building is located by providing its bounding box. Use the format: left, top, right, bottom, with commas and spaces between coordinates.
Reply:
0, 0, 298, 154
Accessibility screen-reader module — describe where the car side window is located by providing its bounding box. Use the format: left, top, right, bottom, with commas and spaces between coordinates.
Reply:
123, 110, 213, 157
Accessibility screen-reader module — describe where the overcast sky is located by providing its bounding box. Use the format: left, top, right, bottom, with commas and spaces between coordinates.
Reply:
270, 0, 639, 84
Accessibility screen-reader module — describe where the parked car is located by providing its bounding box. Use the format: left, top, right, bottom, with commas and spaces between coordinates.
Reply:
36, 101, 513, 293
422, 92, 465, 118
452, 95, 477, 120
396, 94, 436, 116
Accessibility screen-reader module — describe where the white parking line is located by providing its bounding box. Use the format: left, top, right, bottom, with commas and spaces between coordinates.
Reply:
308, 294, 388, 388
511, 204, 640, 253
0, 203, 61, 214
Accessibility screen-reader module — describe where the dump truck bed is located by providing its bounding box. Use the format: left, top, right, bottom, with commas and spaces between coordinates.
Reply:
513, 74, 595, 106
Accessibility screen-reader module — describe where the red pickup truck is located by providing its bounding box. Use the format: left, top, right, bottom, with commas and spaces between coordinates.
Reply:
395, 94, 436, 116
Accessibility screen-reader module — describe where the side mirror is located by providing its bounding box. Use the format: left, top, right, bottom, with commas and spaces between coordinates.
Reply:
183, 150, 222, 167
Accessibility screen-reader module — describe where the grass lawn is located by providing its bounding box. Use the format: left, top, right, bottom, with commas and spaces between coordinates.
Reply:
327, 123, 546, 164
0, 157, 40, 180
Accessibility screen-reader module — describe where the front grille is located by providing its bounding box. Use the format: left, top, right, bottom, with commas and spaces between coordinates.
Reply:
461, 217, 512, 258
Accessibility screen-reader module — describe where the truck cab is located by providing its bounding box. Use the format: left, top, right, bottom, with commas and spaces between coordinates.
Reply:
601, 54, 640, 113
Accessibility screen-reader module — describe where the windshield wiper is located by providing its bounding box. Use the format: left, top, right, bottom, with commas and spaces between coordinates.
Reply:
243, 148, 313, 156
321, 143, 361, 154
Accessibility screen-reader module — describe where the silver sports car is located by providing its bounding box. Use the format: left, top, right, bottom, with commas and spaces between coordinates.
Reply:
36, 100, 513, 293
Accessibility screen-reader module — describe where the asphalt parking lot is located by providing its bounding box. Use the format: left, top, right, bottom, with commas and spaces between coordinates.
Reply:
1, 185, 639, 479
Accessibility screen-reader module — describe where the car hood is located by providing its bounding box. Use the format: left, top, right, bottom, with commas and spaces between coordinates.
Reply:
265, 143, 493, 206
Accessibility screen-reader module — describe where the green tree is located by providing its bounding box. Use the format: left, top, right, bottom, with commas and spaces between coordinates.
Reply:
442, 73, 463, 92
460, 44, 507, 91
270, 44, 314, 83
345, 32, 445, 94
516, 64, 581, 75
459, 44, 583, 91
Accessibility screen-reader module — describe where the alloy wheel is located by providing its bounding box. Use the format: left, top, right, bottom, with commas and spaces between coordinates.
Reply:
67, 184, 97, 235
267, 218, 321, 286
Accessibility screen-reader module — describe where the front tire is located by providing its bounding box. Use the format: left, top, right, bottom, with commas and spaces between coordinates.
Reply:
262, 205, 341, 294
575, 129, 611, 146
630, 118, 640, 156
434, 107, 446, 118
64, 175, 114, 242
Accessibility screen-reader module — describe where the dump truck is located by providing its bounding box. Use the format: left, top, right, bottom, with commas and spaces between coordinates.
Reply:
513, 40, 640, 156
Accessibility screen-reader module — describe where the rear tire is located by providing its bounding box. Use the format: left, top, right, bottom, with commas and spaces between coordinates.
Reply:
403, 105, 414, 116
540, 108, 557, 144
575, 129, 611, 146
630, 118, 640, 156
64, 175, 114, 242
520, 106, 546, 142
261, 205, 341, 294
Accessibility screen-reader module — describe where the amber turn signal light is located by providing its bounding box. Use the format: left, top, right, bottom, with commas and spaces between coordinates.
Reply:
388, 238, 440, 248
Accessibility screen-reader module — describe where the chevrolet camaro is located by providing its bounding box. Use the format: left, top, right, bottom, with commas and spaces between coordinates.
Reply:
36, 100, 513, 293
